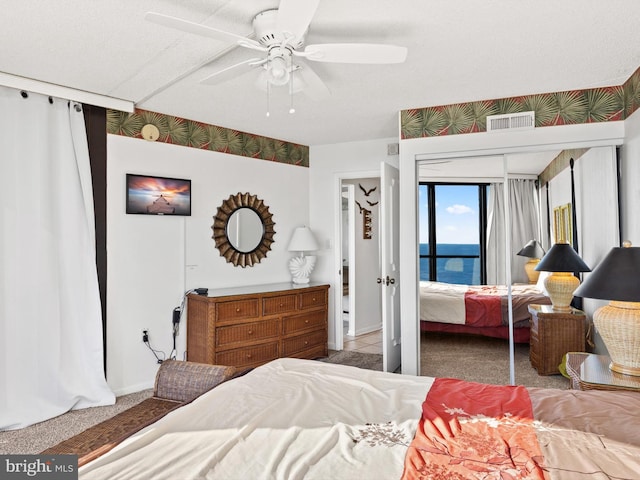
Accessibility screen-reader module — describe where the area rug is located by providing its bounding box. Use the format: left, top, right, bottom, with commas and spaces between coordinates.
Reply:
319, 350, 383, 371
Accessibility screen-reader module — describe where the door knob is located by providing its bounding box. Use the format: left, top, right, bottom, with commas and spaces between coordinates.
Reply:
376, 277, 382, 284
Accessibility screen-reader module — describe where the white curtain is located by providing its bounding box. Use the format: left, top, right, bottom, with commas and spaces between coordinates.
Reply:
0, 86, 114, 430
487, 179, 540, 284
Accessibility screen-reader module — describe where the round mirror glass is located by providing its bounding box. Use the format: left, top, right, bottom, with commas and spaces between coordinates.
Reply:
226, 208, 264, 253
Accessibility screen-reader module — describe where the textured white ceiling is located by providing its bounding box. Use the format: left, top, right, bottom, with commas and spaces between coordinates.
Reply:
2, 0, 640, 146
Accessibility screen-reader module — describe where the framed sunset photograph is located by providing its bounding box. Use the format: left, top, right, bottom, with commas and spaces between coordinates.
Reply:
126, 174, 191, 216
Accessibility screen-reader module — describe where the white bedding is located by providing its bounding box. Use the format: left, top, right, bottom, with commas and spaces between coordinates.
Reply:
79, 358, 433, 480
419, 281, 467, 324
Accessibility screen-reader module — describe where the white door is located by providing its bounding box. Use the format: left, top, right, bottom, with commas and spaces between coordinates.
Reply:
380, 161, 401, 372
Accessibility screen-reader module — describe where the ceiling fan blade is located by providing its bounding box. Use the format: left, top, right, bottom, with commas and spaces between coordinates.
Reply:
145, 12, 265, 52
295, 62, 330, 101
276, 0, 320, 42
302, 43, 408, 64
201, 58, 266, 85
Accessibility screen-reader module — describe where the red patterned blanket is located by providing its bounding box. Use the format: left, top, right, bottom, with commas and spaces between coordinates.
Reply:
402, 378, 640, 479
403, 378, 545, 479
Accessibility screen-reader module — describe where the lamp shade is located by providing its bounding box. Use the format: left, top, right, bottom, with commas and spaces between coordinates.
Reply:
535, 243, 591, 273
287, 226, 319, 252
573, 241, 640, 376
517, 240, 546, 259
574, 242, 640, 301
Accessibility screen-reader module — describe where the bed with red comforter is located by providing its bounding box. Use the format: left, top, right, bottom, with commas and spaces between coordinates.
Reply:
420, 281, 551, 342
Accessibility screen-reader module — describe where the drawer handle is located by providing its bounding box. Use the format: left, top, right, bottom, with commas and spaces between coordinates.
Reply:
236, 308, 241, 312
246, 354, 252, 359
312, 297, 316, 302
279, 303, 283, 307
304, 341, 308, 345
305, 319, 309, 324
247, 330, 253, 335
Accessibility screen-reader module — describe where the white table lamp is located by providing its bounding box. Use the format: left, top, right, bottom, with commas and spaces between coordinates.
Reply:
288, 226, 319, 284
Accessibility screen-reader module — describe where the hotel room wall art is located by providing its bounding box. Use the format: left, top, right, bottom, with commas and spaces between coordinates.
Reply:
553, 203, 572, 245
125, 173, 192, 216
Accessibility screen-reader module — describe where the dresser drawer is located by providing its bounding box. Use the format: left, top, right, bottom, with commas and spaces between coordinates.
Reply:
216, 320, 280, 348
215, 342, 279, 367
299, 290, 326, 310
282, 311, 326, 335
216, 299, 259, 321
263, 294, 297, 315
282, 329, 327, 357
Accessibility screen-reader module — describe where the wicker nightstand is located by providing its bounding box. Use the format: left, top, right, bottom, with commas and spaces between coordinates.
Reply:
566, 352, 640, 391
528, 304, 586, 375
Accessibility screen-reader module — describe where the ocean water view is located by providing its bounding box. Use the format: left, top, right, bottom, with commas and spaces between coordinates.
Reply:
419, 243, 480, 285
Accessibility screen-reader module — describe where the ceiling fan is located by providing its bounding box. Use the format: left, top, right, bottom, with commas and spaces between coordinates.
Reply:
145, 0, 407, 102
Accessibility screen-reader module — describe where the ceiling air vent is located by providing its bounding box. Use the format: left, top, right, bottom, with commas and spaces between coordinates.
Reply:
486, 111, 535, 133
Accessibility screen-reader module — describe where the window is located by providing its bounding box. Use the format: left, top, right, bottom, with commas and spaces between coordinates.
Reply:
419, 183, 488, 285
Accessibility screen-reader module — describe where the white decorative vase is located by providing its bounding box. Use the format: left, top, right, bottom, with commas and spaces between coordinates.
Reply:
289, 255, 317, 284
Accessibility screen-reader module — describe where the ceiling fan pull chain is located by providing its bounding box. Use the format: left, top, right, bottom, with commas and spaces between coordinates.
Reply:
289, 64, 295, 114
266, 80, 271, 117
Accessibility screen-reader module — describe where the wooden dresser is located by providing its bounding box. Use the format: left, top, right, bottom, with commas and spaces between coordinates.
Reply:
186, 282, 330, 369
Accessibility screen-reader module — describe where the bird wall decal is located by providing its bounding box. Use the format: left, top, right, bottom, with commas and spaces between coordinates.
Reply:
366, 200, 379, 207
358, 184, 377, 196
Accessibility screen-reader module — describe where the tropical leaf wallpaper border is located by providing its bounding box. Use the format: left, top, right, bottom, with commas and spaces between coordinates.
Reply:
401, 65, 640, 139
106, 108, 309, 167
538, 148, 589, 187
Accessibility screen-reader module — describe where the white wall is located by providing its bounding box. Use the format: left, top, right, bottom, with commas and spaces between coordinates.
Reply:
309, 137, 398, 349
621, 108, 640, 244
106, 135, 309, 394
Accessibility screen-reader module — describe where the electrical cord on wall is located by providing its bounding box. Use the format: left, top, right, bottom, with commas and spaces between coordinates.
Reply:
168, 289, 197, 360
143, 330, 166, 364
143, 289, 204, 364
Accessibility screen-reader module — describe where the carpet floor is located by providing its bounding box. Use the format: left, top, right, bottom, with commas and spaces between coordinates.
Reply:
0, 389, 153, 455
420, 331, 569, 389
1, 332, 568, 454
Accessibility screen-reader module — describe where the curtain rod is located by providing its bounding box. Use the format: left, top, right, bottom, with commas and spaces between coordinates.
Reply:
418, 173, 538, 183
0, 72, 134, 112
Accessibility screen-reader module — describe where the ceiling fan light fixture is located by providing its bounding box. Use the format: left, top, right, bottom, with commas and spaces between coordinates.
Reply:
267, 55, 290, 85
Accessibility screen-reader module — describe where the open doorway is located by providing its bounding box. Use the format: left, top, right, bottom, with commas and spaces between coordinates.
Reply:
337, 177, 382, 355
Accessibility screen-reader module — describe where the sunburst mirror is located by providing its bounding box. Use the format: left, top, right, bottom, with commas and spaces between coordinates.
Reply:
211, 192, 276, 267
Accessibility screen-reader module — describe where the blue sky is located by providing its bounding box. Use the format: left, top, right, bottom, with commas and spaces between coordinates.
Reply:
419, 185, 479, 244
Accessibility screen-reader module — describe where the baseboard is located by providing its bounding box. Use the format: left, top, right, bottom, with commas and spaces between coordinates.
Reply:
110, 380, 155, 397
354, 324, 382, 337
